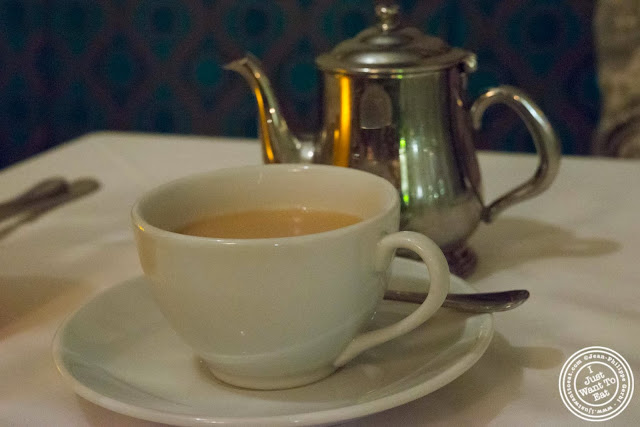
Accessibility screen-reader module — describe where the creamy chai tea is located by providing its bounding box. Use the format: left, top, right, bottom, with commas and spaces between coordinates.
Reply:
176, 208, 362, 239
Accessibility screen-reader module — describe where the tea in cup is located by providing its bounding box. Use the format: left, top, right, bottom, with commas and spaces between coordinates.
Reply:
131, 164, 450, 390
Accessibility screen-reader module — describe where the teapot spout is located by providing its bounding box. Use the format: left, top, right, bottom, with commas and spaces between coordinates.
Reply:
224, 53, 313, 164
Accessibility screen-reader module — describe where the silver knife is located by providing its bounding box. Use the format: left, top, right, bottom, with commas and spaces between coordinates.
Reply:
0, 178, 100, 237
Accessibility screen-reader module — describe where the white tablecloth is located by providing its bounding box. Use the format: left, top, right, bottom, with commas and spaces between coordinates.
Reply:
0, 132, 638, 426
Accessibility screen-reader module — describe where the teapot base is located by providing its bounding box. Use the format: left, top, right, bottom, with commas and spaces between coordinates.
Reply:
398, 243, 477, 278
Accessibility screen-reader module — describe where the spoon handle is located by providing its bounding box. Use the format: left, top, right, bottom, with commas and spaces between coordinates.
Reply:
383, 289, 530, 313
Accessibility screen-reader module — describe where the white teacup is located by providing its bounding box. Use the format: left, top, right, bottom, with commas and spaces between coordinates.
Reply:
132, 164, 450, 390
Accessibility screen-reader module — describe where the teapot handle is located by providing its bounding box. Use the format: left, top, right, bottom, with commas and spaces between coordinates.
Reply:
470, 86, 561, 223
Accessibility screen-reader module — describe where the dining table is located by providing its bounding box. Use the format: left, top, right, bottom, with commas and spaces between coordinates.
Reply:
0, 131, 638, 426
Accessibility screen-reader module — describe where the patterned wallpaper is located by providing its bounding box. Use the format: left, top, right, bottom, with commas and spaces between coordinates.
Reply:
0, 0, 599, 169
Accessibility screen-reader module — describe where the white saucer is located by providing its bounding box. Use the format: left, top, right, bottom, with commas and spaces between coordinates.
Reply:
53, 258, 494, 426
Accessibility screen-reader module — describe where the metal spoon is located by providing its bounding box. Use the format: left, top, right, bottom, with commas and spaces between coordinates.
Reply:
383, 289, 530, 313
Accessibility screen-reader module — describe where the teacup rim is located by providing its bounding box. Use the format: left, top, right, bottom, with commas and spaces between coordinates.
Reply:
131, 163, 400, 245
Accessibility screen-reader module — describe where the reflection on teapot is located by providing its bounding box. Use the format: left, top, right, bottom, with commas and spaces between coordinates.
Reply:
225, 4, 561, 275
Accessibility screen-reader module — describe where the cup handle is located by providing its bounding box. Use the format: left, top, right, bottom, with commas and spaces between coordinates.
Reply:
470, 86, 562, 223
333, 231, 450, 367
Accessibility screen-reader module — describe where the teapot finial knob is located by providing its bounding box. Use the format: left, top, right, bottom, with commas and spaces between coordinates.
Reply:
375, 3, 400, 32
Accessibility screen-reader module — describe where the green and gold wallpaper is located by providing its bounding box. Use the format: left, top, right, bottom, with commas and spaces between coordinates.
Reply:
0, 0, 599, 168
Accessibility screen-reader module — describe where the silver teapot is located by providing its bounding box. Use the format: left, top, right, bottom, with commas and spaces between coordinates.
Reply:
225, 4, 560, 274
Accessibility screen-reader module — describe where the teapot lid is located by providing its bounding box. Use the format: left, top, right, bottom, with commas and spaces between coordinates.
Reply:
316, 4, 476, 75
